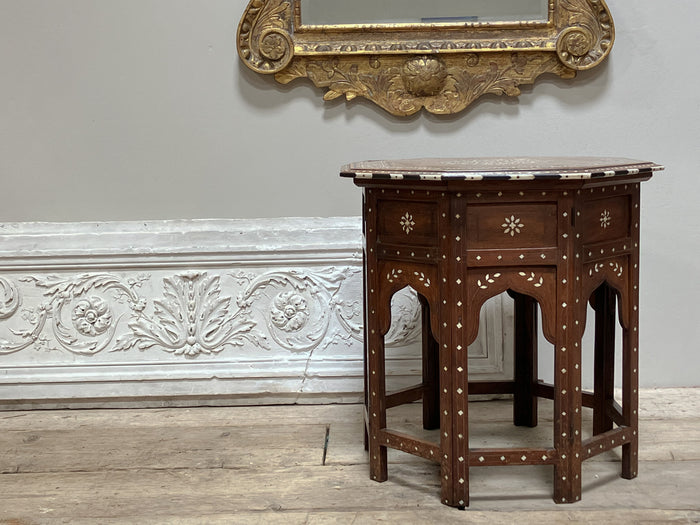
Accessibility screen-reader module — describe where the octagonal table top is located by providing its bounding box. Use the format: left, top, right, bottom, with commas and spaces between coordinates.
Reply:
340, 157, 664, 181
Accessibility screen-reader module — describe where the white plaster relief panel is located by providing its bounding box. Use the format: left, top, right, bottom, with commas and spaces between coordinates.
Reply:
0, 218, 510, 407
0, 268, 366, 359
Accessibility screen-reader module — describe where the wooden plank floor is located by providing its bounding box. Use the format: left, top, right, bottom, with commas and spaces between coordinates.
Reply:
1, 388, 698, 524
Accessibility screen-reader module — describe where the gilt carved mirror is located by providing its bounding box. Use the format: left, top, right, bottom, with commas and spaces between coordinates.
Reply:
238, 0, 614, 116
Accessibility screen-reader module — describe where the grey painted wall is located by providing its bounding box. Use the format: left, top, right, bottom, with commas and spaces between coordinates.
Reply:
1, 1, 698, 387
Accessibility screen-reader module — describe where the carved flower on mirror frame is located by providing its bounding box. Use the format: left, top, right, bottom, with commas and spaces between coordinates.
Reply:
401, 56, 448, 97
260, 31, 288, 61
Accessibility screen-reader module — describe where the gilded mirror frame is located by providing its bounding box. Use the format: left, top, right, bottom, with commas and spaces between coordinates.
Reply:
238, 0, 614, 116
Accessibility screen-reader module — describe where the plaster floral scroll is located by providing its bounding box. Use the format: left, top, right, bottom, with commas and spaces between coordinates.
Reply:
0, 267, 423, 359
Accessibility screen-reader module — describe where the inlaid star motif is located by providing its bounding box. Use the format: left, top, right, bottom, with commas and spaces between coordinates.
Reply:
400, 212, 416, 234
502, 215, 524, 236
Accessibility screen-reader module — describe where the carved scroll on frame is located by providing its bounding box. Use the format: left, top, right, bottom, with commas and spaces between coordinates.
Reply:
237, 0, 614, 116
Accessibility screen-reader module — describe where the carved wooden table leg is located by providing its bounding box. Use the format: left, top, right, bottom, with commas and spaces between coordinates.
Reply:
593, 284, 616, 436
622, 187, 642, 480
420, 296, 440, 431
365, 199, 388, 482
512, 292, 539, 428
456, 201, 474, 507
553, 192, 583, 503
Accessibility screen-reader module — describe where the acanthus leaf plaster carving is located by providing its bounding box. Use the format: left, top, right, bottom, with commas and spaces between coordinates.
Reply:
0, 277, 20, 320
234, 267, 364, 353
0, 273, 146, 356
114, 272, 263, 357
0, 266, 423, 359
384, 287, 423, 348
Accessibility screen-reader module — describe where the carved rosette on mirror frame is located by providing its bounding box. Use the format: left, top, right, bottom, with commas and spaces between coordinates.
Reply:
237, 0, 614, 116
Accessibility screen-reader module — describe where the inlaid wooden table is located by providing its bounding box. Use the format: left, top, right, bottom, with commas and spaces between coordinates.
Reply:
340, 157, 663, 508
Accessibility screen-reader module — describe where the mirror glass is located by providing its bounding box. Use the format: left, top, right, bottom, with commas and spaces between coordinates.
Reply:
300, 0, 550, 26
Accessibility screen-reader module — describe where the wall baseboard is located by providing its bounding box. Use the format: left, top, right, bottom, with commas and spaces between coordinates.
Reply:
0, 218, 510, 409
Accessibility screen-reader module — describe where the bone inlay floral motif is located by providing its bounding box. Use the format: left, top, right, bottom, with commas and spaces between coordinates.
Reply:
477, 273, 502, 290
400, 213, 416, 234
502, 216, 524, 236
